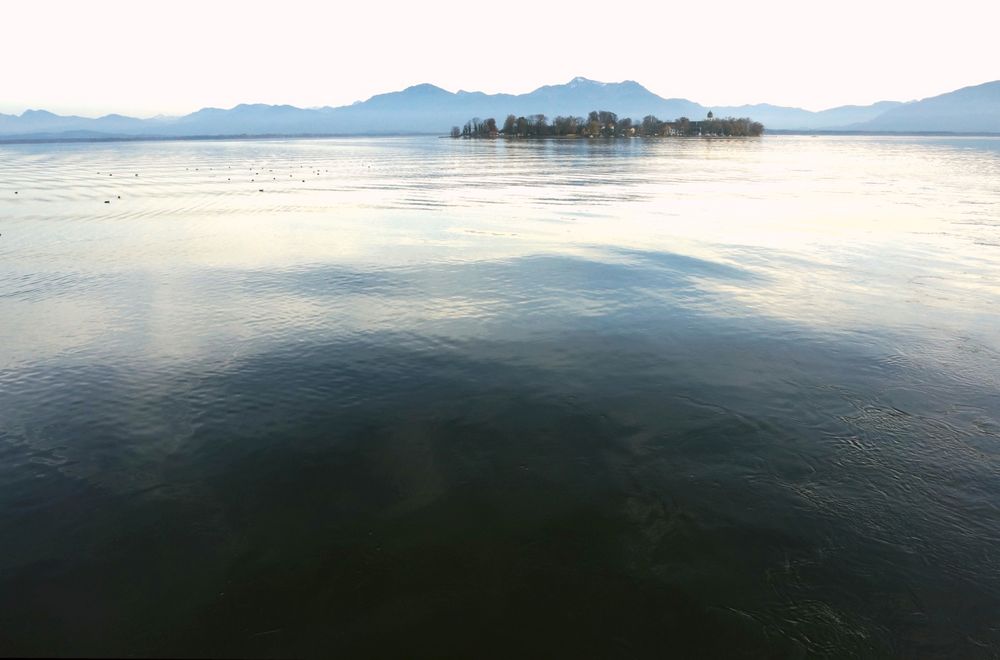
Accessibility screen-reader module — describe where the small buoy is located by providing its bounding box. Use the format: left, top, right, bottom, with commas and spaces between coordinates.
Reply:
117, 195, 121, 199
135, 173, 138, 177
258, 189, 263, 192
104, 200, 110, 204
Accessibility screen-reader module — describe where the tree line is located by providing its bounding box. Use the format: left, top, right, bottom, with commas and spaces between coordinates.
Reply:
451, 111, 763, 138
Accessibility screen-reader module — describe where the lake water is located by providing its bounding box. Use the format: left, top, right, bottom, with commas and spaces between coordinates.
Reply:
1, 135, 998, 657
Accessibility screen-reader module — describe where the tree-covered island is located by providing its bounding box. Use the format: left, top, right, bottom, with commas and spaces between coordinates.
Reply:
451, 111, 763, 138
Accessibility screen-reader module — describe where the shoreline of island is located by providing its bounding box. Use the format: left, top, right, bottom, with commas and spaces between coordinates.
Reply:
3, 129, 999, 147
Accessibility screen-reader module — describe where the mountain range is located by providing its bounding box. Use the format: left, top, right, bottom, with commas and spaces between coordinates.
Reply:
1, 77, 998, 140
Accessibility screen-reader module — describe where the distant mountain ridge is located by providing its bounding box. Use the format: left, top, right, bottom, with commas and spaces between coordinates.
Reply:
847, 80, 1000, 133
1, 77, 998, 139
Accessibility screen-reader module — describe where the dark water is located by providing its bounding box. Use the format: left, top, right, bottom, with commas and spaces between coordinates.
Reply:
1, 136, 998, 657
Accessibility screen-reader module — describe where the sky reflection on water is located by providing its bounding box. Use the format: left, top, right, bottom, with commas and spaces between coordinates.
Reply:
0, 136, 998, 657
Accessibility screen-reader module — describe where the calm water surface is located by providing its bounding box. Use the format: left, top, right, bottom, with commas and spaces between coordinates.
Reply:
1, 136, 998, 657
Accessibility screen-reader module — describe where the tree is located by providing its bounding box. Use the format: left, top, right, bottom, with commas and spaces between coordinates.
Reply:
533, 114, 548, 136
641, 115, 662, 137
553, 115, 579, 136
450, 126, 461, 138
597, 110, 618, 137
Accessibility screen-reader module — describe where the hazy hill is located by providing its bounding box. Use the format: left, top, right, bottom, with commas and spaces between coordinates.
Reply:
0, 77, 996, 139
849, 80, 1000, 133
169, 104, 337, 135
513, 77, 704, 119
710, 101, 904, 131
0, 109, 158, 136
321, 78, 706, 133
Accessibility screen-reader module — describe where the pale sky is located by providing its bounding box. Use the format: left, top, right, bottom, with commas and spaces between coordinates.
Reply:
4, 0, 998, 118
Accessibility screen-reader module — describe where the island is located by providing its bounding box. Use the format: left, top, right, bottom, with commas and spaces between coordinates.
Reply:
451, 111, 764, 138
